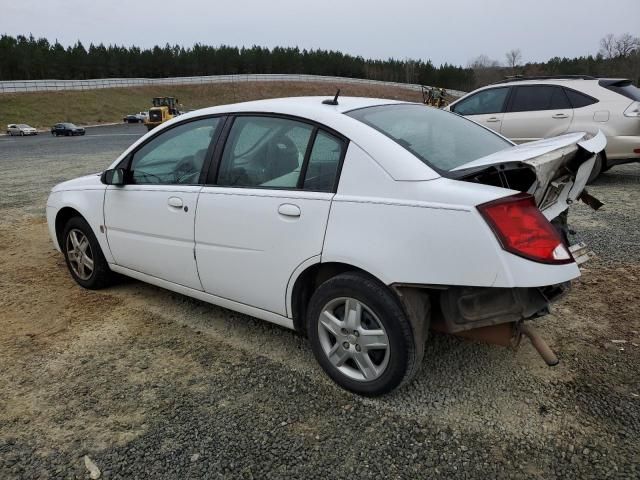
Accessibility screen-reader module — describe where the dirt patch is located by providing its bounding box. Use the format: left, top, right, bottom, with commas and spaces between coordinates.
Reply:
1, 212, 639, 478
1, 142, 639, 477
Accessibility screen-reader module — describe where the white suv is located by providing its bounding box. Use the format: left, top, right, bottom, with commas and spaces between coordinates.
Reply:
446, 76, 640, 181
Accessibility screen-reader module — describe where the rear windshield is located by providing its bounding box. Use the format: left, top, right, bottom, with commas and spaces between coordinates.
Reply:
600, 79, 640, 101
346, 104, 511, 172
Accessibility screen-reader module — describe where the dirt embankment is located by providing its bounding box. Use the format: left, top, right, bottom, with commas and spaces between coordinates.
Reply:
1, 81, 423, 129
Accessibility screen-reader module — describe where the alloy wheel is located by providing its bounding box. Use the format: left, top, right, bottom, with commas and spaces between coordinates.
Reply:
66, 228, 94, 280
317, 297, 390, 381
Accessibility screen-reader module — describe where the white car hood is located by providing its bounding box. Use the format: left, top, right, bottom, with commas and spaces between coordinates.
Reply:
51, 173, 104, 192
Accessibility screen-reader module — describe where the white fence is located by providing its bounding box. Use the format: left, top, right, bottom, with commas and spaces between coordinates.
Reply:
0, 73, 466, 97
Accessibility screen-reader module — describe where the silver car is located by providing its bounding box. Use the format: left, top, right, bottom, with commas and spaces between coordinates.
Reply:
446, 76, 640, 182
6, 124, 38, 136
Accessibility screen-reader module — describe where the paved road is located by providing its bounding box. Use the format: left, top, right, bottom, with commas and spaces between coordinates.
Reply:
0, 123, 146, 161
0, 124, 146, 217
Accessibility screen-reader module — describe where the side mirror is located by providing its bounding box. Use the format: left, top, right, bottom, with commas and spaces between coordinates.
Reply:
101, 167, 126, 186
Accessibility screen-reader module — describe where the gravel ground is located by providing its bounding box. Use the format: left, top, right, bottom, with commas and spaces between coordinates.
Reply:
0, 126, 639, 479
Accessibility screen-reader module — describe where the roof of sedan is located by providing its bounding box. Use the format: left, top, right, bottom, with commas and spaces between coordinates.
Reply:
184, 96, 412, 117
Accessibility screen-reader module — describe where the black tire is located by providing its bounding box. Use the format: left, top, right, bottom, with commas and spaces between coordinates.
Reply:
306, 271, 421, 396
587, 153, 603, 184
62, 216, 114, 290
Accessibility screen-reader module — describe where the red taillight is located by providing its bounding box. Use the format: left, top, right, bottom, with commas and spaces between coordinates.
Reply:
477, 193, 572, 265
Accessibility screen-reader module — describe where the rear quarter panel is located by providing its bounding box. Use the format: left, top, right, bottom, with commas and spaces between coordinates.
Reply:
322, 143, 581, 288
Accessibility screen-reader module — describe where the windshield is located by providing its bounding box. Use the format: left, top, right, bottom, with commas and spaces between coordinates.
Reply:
63, 123, 77, 128
346, 104, 511, 172
18, 124, 30, 128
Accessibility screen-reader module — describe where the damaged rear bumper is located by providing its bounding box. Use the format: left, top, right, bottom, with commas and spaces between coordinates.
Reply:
432, 283, 570, 334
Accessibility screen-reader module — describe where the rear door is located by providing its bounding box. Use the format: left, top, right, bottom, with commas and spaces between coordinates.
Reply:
450, 87, 510, 133
500, 85, 573, 143
195, 115, 346, 316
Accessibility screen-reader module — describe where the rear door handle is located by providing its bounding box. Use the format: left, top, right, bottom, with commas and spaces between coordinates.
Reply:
278, 203, 301, 217
168, 196, 183, 208
486, 117, 501, 123
552, 113, 569, 119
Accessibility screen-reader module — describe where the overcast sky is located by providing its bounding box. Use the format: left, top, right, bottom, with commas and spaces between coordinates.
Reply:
2, 0, 639, 66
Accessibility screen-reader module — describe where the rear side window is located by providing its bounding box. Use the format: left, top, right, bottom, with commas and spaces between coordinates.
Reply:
217, 116, 313, 188
303, 131, 344, 192
564, 88, 598, 108
509, 86, 571, 112
600, 79, 640, 101
452, 87, 509, 115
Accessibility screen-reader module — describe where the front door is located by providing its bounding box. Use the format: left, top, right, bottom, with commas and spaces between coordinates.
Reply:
450, 86, 510, 134
195, 115, 346, 315
104, 116, 222, 290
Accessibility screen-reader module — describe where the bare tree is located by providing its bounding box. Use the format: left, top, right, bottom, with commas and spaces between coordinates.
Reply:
467, 54, 501, 70
467, 54, 503, 87
505, 49, 522, 72
614, 33, 640, 58
599, 33, 616, 59
600, 33, 640, 58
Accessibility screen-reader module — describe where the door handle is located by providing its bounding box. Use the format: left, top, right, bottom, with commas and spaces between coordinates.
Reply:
278, 203, 301, 217
486, 117, 501, 123
552, 113, 569, 119
167, 196, 183, 208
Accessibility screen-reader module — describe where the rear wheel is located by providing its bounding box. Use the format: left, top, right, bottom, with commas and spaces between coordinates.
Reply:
307, 272, 421, 396
62, 216, 114, 289
587, 153, 604, 184
20, 131, 24, 136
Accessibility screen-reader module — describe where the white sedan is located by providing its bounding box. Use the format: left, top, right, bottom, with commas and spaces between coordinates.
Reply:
46, 96, 606, 395
7, 123, 38, 136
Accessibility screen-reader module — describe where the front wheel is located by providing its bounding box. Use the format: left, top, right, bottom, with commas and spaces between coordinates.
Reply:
306, 272, 422, 396
62, 216, 114, 289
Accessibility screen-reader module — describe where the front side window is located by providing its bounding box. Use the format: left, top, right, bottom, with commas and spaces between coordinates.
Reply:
509, 86, 571, 112
453, 87, 509, 115
217, 116, 313, 188
347, 104, 511, 172
130, 117, 220, 185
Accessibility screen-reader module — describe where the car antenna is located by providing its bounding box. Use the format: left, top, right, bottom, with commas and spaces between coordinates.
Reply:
322, 89, 340, 105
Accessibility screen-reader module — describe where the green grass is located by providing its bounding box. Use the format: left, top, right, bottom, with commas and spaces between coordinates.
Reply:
1, 81, 423, 130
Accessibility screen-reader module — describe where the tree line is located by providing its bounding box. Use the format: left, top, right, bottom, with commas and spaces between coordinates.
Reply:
0, 33, 638, 91
0, 34, 474, 91
468, 33, 640, 87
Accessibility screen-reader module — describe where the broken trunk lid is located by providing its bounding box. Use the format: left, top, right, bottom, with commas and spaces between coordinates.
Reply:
452, 131, 607, 219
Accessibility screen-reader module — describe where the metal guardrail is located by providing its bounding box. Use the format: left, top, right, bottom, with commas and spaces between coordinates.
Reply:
0, 74, 466, 98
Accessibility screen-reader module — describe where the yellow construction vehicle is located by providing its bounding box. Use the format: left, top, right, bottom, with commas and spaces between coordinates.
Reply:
144, 97, 181, 131
421, 86, 450, 108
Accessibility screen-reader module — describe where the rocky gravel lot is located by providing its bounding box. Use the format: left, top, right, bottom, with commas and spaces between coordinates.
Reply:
0, 125, 639, 479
